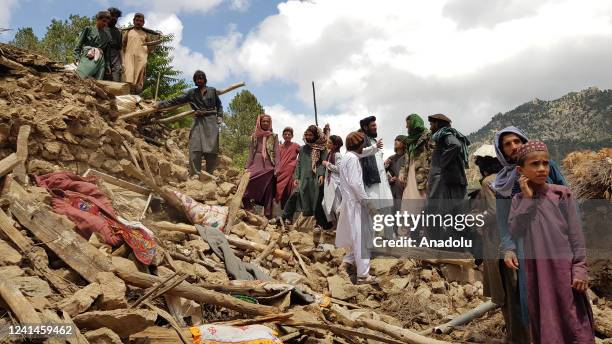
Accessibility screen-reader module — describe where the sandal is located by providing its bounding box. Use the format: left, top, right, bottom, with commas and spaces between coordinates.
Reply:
356, 275, 379, 285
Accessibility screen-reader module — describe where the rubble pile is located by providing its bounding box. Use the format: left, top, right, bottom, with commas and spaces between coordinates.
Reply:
0, 43, 610, 343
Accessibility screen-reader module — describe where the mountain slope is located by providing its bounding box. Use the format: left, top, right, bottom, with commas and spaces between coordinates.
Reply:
468, 87, 612, 162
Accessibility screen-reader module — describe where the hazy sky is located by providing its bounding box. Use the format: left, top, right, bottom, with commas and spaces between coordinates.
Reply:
2, 0, 611, 152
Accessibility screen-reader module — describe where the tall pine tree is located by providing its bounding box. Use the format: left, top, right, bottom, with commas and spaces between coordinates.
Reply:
221, 90, 264, 168
140, 34, 188, 101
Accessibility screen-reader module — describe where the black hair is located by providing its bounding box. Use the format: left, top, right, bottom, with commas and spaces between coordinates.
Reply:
329, 135, 343, 149
192, 70, 207, 84
108, 7, 122, 17
134, 12, 145, 19
475, 156, 503, 176
282, 127, 293, 135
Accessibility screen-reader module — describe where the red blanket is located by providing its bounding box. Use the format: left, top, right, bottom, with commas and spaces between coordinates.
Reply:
35, 172, 156, 265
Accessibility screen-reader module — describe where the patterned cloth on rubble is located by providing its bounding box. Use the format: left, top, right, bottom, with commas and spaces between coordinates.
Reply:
174, 191, 228, 231
35, 172, 157, 265
189, 324, 282, 344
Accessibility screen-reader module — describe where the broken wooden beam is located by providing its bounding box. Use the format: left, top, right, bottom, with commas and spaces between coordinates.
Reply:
7, 182, 113, 283
0, 278, 42, 323
83, 168, 151, 195
225, 171, 250, 233
13, 125, 31, 184
290, 241, 314, 280
357, 316, 451, 344
118, 103, 182, 121
0, 153, 19, 178
286, 321, 405, 344
114, 264, 279, 316
0, 207, 77, 296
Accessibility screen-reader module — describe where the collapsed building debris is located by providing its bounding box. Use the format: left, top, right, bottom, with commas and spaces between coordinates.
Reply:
0, 42, 610, 344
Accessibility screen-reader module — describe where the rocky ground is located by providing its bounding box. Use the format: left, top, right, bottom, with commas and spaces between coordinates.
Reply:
0, 43, 610, 344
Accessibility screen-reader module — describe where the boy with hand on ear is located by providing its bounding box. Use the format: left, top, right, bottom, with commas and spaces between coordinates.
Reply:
508, 141, 594, 344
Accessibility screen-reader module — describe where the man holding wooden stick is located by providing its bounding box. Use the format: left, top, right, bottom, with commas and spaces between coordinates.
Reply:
156, 70, 223, 175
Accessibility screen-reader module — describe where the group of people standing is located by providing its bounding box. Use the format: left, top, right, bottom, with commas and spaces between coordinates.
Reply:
73, 8, 161, 92
152, 68, 594, 343
240, 112, 595, 343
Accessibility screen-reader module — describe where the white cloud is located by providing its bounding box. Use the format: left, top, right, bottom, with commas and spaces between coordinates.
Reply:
0, 0, 19, 31
229, 0, 250, 11
120, 0, 223, 14
216, 0, 612, 136
122, 0, 612, 141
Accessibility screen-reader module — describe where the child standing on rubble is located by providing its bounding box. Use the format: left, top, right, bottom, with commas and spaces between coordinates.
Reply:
508, 141, 594, 344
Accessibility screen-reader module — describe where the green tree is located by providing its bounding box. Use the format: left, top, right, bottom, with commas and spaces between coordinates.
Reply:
40, 14, 94, 63
221, 90, 264, 167
10, 27, 41, 52
140, 34, 188, 101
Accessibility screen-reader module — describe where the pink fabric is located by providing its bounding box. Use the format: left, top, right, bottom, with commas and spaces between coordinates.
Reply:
252, 114, 273, 160
275, 141, 300, 204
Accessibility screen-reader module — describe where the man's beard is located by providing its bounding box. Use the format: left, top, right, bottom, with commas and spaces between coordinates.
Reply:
367, 130, 377, 138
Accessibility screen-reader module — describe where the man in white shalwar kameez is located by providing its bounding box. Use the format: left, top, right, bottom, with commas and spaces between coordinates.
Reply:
358, 116, 394, 238
336, 132, 378, 284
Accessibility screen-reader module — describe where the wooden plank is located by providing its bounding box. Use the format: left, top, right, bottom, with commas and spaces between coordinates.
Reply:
85, 168, 151, 195
114, 264, 279, 316
94, 80, 130, 96
0, 278, 42, 323
137, 145, 155, 183
7, 183, 113, 283
119, 104, 182, 121
123, 142, 142, 172
13, 125, 31, 184
0, 206, 76, 296
61, 311, 90, 344
0, 153, 19, 178
224, 171, 250, 233
130, 326, 189, 344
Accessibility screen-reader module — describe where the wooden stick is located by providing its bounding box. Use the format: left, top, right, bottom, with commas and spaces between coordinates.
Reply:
218, 82, 246, 96
114, 264, 279, 316
84, 168, 150, 195
140, 193, 153, 220
357, 317, 450, 344
215, 312, 293, 326
122, 142, 142, 172
130, 271, 181, 308
253, 234, 280, 265
137, 145, 155, 183
157, 110, 195, 124
0, 278, 42, 323
0, 153, 19, 178
225, 171, 250, 233
154, 71, 161, 101
120, 160, 190, 222
287, 321, 405, 344
13, 125, 31, 184
118, 103, 182, 121
290, 241, 314, 280
151, 221, 292, 261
